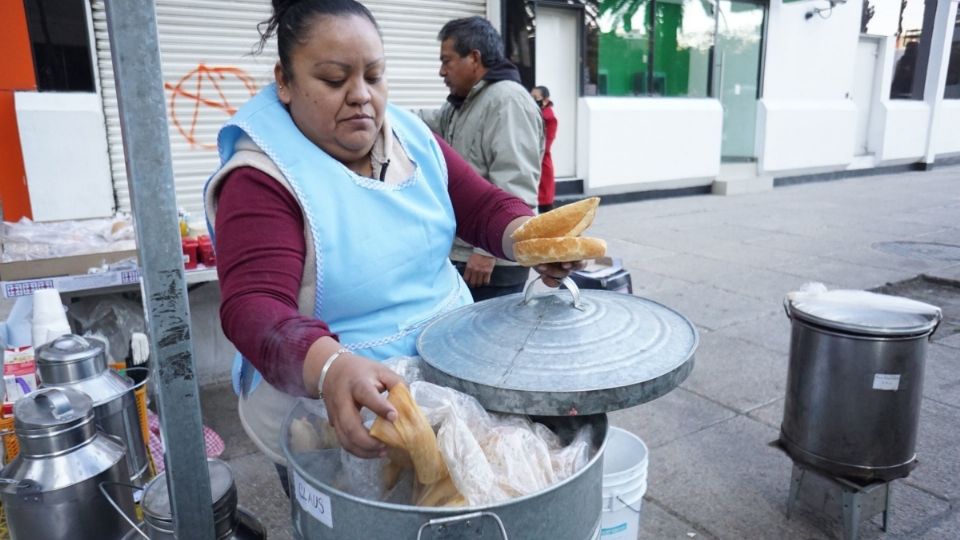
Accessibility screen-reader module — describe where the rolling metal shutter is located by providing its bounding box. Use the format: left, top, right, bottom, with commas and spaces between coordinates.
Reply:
366, 0, 487, 105
91, 0, 485, 216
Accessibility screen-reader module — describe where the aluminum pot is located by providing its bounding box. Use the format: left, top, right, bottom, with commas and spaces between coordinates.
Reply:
0, 387, 135, 540
284, 404, 606, 540
36, 334, 151, 486
781, 291, 941, 480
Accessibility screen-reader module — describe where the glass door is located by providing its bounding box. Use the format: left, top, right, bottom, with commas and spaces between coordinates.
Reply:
712, 0, 765, 161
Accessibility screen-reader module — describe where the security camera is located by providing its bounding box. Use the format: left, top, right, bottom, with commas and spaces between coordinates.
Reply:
805, 0, 847, 20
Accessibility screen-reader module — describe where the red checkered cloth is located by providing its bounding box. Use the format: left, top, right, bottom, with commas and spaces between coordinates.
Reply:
147, 410, 225, 473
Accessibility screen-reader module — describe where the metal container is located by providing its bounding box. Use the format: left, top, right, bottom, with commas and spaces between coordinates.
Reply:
0, 387, 135, 540
285, 279, 698, 539
136, 458, 266, 539
781, 290, 942, 481
36, 334, 150, 485
287, 405, 606, 540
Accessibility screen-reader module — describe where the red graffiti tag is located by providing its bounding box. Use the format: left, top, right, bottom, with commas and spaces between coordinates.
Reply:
164, 64, 259, 149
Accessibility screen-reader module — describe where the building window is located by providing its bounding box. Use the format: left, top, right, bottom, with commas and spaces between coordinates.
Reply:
585, 0, 731, 98
23, 0, 95, 92
652, 0, 714, 98
862, 0, 933, 100
890, 1, 926, 99
504, 1, 537, 89
506, 0, 760, 99
595, 1, 653, 96
944, 10, 960, 99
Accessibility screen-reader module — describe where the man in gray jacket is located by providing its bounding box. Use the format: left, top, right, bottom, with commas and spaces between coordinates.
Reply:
418, 16, 544, 301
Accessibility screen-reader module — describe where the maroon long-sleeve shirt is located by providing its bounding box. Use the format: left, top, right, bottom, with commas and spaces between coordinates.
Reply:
215, 134, 533, 395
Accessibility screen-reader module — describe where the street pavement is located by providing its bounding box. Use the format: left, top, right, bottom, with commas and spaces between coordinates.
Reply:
204, 164, 960, 539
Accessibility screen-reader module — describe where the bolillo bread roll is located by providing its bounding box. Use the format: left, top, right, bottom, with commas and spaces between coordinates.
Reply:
514, 237, 607, 267
511, 197, 600, 242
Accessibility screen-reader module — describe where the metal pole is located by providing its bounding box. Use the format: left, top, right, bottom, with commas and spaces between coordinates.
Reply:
102, 1, 216, 538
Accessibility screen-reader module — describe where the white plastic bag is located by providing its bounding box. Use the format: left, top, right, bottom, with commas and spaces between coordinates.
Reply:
293, 356, 594, 506
409, 378, 593, 506
2, 215, 135, 262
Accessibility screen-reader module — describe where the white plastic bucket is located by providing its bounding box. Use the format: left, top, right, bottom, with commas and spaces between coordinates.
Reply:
600, 427, 648, 539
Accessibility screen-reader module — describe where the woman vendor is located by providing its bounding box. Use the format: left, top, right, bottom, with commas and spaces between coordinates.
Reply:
205, 0, 583, 477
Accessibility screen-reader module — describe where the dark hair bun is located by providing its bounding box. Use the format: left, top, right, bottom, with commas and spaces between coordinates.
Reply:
256, 0, 381, 81
272, 0, 303, 16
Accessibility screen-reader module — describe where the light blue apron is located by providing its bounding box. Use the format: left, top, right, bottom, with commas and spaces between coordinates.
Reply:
206, 84, 471, 396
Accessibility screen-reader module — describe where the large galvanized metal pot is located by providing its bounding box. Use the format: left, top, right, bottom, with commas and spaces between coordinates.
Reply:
0, 387, 135, 540
284, 279, 697, 539
285, 407, 606, 540
781, 291, 941, 481
36, 334, 150, 486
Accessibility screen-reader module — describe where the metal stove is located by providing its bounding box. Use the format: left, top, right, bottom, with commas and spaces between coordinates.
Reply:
776, 443, 895, 540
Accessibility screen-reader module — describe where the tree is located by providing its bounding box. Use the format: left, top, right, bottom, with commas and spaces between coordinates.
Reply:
861, 0, 875, 34
897, 0, 907, 37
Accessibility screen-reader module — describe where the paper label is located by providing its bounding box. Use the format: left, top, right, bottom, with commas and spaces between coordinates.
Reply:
294, 471, 333, 528
872, 374, 900, 391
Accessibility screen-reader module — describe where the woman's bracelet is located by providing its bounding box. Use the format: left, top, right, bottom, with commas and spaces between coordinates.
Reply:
317, 348, 351, 400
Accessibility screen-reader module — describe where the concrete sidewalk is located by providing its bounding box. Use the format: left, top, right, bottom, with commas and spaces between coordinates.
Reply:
205, 165, 960, 539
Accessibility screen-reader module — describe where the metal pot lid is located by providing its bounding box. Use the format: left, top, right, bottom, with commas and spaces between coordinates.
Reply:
36, 334, 108, 384
785, 288, 942, 337
143, 459, 236, 521
14, 387, 93, 432
416, 278, 698, 416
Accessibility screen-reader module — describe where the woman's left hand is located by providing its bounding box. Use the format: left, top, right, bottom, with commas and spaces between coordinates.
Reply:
533, 261, 587, 288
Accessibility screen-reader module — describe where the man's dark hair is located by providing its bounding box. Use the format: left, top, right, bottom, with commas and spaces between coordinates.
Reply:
438, 16, 505, 68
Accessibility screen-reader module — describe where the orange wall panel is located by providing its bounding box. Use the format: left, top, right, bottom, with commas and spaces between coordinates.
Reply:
0, 0, 34, 220
0, 91, 32, 221
0, 1, 36, 91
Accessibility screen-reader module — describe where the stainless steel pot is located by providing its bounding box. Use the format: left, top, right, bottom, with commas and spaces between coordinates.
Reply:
118, 509, 266, 540
781, 291, 942, 480
36, 334, 150, 485
0, 387, 135, 540
134, 458, 266, 540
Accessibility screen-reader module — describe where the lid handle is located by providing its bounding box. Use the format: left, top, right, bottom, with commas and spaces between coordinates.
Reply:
522, 276, 583, 310
33, 388, 74, 420
417, 512, 508, 540
52, 334, 88, 350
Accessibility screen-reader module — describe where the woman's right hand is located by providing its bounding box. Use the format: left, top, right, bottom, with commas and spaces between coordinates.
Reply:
318, 352, 403, 458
